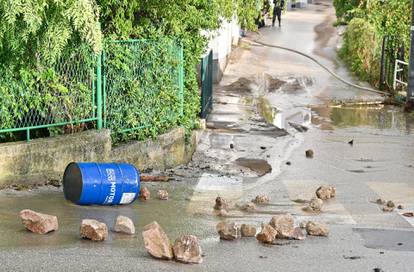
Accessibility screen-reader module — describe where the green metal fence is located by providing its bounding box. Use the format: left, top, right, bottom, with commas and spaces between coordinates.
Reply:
103, 39, 184, 142
0, 47, 98, 142
0, 39, 184, 143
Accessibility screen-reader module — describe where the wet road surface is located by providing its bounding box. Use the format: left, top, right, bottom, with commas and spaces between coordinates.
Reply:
2, 1, 414, 271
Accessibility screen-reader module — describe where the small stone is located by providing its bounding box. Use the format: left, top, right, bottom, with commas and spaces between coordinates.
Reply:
216, 221, 240, 240
230, 143, 234, 149
299, 221, 307, 229
386, 200, 395, 208
402, 212, 414, 217
382, 206, 394, 212
305, 221, 329, 237
80, 219, 108, 241
214, 197, 229, 211
286, 161, 291, 165
253, 195, 270, 204
142, 221, 173, 260
256, 224, 278, 244
269, 214, 294, 239
19, 209, 58, 234
240, 202, 256, 212
139, 187, 151, 200
214, 209, 229, 217
376, 198, 386, 205
291, 227, 306, 240
305, 149, 314, 158
397, 204, 403, 210
173, 235, 203, 264
308, 197, 323, 212
114, 215, 135, 235
158, 190, 168, 200
241, 224, 257, 237
316, 186, 336, 200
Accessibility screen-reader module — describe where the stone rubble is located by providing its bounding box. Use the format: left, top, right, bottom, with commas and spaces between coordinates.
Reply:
305, 221, 329, 237
114, 215, 135, 235
139, 187, 151, 200
142, 221, 173, 260
216, 221, 240, 240
214, 197, 229, 211
315, 186, 336, 200
269, 214, 295, 239
158, 190, 169, 200
305, 149, 314, 158
253, 194, 270, 204
173, 235, 203, 264
19, 209, 58, 234
80, 219, 108, 241
241, 224, 257, 237
256, 223, 278, 244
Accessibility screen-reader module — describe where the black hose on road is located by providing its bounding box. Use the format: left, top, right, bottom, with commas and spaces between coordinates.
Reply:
249, 40, 390, 96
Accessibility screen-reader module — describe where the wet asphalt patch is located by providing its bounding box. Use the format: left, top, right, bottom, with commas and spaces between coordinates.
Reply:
354, 228, 414, 251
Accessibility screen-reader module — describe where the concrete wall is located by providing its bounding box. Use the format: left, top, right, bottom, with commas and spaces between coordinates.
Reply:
206, 17, 240, 83
0, 128, 202, 187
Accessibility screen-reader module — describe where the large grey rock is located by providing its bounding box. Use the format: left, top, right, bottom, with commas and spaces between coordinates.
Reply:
269, 214, 294, 239
142, 221, 173, 260
256, 224, 277, 244
306, 221, 329, 237
173, 235, 203, 264
80, 219, 108, 241
216, 221, 240, 240
316, 186, 336, 200
114, 215, 135, 235
19, 209, 58, 234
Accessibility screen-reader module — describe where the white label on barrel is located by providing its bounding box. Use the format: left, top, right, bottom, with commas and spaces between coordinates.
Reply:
120, 193, 136, 204
105, 168, 116, 204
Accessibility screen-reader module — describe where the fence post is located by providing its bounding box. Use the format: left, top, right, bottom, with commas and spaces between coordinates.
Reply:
96, 51, 103, 130
179, 43, 184, 117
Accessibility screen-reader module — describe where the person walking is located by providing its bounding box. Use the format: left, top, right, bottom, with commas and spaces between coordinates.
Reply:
272, 0, 285, 27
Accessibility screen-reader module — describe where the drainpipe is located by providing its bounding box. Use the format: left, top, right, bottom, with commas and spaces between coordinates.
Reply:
406, 0, 414, 110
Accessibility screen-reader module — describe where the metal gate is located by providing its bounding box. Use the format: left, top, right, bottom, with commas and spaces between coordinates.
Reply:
380, 35, 406, 92
200, 50, 213, 119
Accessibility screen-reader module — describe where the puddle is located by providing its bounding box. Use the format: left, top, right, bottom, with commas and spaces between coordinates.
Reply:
354, 228, 414, 251
234, 158, 272, 177
312, 105, 414, 134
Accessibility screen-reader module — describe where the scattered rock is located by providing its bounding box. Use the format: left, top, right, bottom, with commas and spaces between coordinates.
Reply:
402, 212, 414, 217
305, 149, 314, 158
382, 206, 394, 212
256, 223, 278, 244
173, 235, 203, 264
286, 161, 291, 165
260, 146, 266, 150
253, 194, 270, 204
289, 122, 308, 132
241, 224, 257, 237
373, 268, 384, 272
230, 143, 234, 149
19, 209, 58, 234
142, 221, 173, 260
214, 197, 229, 211
305, 221, 329, 237
348, 140, 354, 146
214, 209, 229, 217
240, 202, 256, 212
397, 204, 403, 210
216, 221, 240, 240
139, 187, 151, 200
376, 198, 386, 205
291, 227, 306, 240
269, 214, 294, 239
80, 219, 108, 241
307, 197, 323, 212
299, 221, 307, 229
158, 190, 169, 200
114, 215, 135, 235
386, 200, 395, 208
315, 186, 336, 200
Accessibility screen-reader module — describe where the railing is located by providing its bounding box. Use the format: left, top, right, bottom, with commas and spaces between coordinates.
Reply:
394, 59, 408, 91
0, 39, 184, 143
200, 50, 213, 119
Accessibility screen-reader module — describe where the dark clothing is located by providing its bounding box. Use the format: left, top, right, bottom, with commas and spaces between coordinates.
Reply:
272, 0, 285, 27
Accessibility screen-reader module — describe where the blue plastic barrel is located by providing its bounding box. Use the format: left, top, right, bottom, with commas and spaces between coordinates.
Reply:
63, 162, 140, 205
